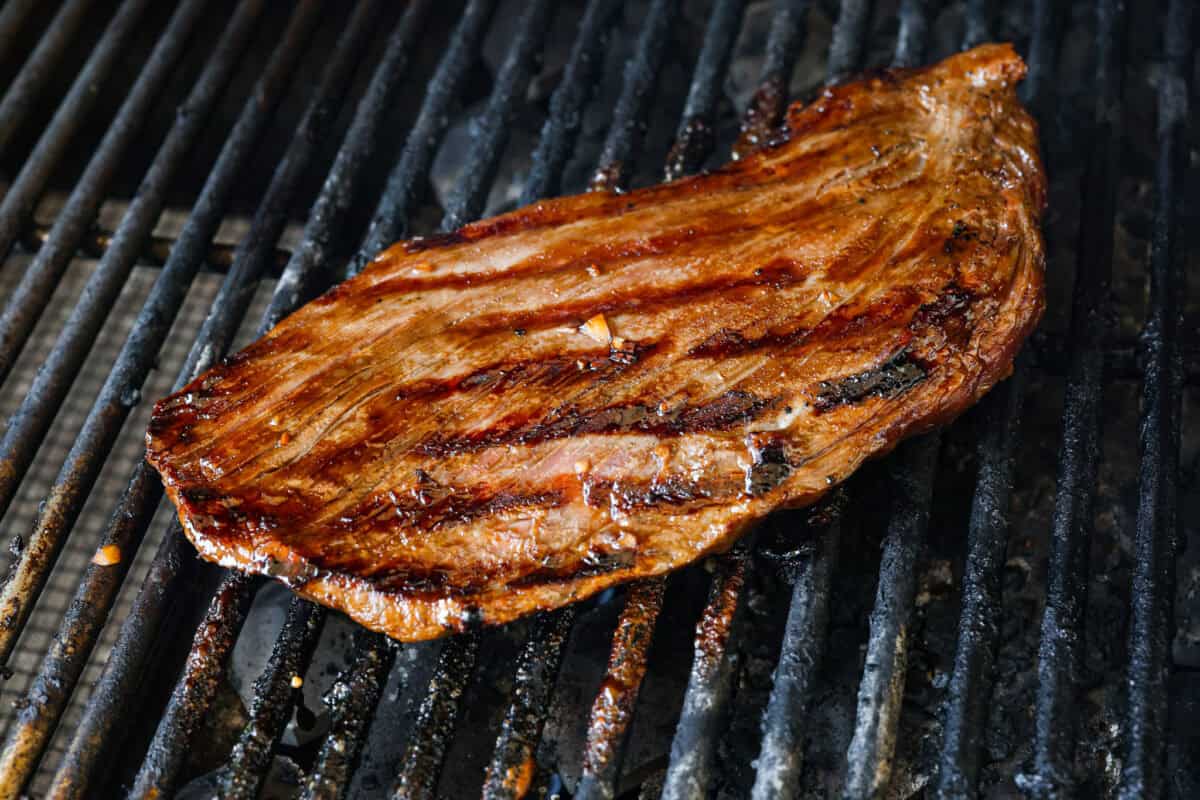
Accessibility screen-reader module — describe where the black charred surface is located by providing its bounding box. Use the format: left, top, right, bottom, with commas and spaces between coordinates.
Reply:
811, 351, 927, 413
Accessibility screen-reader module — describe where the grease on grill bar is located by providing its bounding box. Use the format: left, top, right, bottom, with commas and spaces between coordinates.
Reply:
0, 1, 1194, 798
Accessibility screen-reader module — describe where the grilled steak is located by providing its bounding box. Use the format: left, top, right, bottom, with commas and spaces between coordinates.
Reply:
147, 44, 1046, 641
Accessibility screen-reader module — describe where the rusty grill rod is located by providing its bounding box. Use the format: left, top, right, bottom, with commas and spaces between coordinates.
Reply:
576, 579, 667, 800
0, 0, 94, 157
1021, 0, 1125, 794
0, 0, 268, 668
0, 0, 322, 792
1118, 0, 1193, 795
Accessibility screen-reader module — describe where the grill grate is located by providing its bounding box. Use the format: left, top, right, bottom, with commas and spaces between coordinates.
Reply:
0, 1, 1195, 798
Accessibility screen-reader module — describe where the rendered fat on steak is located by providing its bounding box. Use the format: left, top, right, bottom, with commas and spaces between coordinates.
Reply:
147, 44, 1046, 641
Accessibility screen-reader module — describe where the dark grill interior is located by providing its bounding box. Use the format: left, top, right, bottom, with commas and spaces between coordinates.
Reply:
0, 0, 1196, 798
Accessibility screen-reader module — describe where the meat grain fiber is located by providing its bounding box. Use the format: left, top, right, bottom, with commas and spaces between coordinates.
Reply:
147, 44, 1046, 641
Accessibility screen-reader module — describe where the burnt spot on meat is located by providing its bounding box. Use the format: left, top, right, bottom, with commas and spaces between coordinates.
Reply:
687, 322, 810, 358
664, 115, 716, 181
734, 74, 788, 160
744, 433, 792, 496
811, 351, 927, 413
590, 162, 626, 193
416, 390, 777, 458
910, 283, 977, 350
403, 230, 466, 253
584, 475, 717, 513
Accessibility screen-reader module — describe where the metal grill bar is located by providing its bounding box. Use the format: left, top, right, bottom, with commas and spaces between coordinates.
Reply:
301, 632, 397, 800
933, 2, 1061, 794
933, 365, 1029, 799
892, 0, 931, 70
126, 571, 256, 800
962, 0, 991, 50
475, 0, 691, 788
1024, 0, 1125, 794
733, 0, 809, 159
0, 0, 267, 666
842, 436, 938, 799
576, 579, 667, 800
124, 3, 390, 793
555, 0, 756, 789
349, 0, 498, 275
481, 609, 576, 800
441, 0, 555, 230
218, 597, 327, 799
826, 0, 872, 82
0, 0, 38, 68
0, 0, 93, 156
0, 0, 143, 261
1118, 0, 1193, 795
519, 0, 621, 204
750, 505, 842, 799
590, 0, 678, 192
838, 10, 940, 798
391, 633, 482, 800
0, 0, 322, 790
664, 0, 744, 181
48, 0, 414, 792
347, 6, 561, 794
660, 541, 749, 800
0, 0, 206, 384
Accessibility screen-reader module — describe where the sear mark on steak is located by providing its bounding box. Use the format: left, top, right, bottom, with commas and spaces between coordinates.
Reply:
811, 351, 928, 414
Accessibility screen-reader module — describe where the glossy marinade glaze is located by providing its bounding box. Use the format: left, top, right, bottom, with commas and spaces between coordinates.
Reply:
147, 44, 1046, 641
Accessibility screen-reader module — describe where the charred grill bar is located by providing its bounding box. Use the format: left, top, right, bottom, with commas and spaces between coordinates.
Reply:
0, 1, 1194, 798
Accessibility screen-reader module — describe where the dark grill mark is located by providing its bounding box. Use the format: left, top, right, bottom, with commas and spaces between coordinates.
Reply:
686, 323, 810, 358
584, 475, 716, 512
811, 351, 927, 413
744, 434, 792, 495
403, 230, 466, 253
416, 390, 777, 458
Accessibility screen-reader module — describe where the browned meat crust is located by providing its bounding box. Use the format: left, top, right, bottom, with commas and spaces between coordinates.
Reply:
147, 44, 1046, 641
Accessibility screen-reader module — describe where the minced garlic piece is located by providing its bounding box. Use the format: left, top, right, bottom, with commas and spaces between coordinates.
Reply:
579, 313, 611, 343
